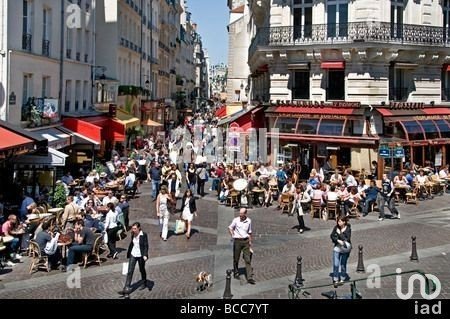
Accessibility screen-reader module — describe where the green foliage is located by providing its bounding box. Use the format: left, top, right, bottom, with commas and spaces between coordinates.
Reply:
118, 85, 143, 96
53, 184, 67, 208
94, 162, 107, 174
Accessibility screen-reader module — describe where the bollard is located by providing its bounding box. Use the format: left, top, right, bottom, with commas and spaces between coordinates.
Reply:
410, 236, 419, 262
356, 245, 365, 273
223, 269, 233, 299
293, 256, 304, 287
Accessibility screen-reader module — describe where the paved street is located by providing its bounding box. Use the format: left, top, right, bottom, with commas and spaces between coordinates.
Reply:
1, 182, 450, 300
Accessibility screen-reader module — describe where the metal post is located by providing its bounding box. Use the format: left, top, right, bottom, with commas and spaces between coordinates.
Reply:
223, 269, 233, 299
410, 236, 419, 262
294, 256, 304, 287
356, 245, 365, 273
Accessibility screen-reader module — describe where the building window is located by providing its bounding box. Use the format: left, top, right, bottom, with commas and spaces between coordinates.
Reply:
327, 0, 348, 38
65, 80, 72, 112
42, 76, 50, 98
22, 0, 33, 51
42, 7, 51, 56
275, 118, 299, 134
444, 0, 450, 42
293, 0, 312, 40
389, 64, 408, 101
66, 29, 73, 58
21, 74, 33, 121
391, 0, 404, 39
327, 70, 345, 100
84, 30, 90, 63
292, 71, 310, 99
75, 81, 81, 111
83, 81, 89, 109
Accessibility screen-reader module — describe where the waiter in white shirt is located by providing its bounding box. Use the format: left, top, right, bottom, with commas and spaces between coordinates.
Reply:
228, 208, 255, 284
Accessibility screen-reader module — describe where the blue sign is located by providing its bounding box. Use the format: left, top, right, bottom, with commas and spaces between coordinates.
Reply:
379, 148, 390, 158
394, 147, 405, 158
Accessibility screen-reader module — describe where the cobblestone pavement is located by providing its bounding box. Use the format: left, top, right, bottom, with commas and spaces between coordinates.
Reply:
1, 182, 450, 300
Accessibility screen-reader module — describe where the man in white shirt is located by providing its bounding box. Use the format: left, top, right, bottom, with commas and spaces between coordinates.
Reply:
102, 191, 119, 206
228, 208, 255, 284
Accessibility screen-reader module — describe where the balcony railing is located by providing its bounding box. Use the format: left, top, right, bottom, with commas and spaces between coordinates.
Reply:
42, 39, 50, 57
292, 88, 309, 100
249, 22, 448, 59
22, 33, 32, 52
389, 87, 409, 101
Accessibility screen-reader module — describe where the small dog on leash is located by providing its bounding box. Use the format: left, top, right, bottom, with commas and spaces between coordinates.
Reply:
196, 271, 213, 291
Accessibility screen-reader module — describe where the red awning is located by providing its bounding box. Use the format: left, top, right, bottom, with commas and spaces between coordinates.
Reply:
0, 127, 33, 150
267, 132, 378, 147
422, 108, 450, 115
215, 106, 227, 118
445, 64, 450, 72
321, 61, 345, 69
63, 116, 126, 143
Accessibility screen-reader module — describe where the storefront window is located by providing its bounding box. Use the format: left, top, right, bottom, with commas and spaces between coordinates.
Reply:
318, 119, 344, 135
434, 119, 450, 138
420, 120, 440, 140
402, 121, 425, 140
275, 117, 298, 133
297, 119, 319, 134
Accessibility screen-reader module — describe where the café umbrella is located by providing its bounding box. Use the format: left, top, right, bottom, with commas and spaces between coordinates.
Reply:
141, 118, 163, 127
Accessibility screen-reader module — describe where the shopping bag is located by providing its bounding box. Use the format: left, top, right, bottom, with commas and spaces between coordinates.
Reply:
174, 219, 186, 235
122, 262, 129, 275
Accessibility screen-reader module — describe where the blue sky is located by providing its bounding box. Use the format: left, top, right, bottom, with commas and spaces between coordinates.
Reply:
187, 0, 229, 66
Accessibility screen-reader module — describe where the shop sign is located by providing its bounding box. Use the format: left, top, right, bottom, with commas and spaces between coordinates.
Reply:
414, 115, 450, 120
394, 147, 405, 158
293, 101, 361, 108
379, 148, 390, 158
276, 113, 347, 119
389, 102, 425, 109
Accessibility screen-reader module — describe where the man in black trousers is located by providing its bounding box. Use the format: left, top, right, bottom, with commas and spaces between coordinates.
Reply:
119, 222, 149, 295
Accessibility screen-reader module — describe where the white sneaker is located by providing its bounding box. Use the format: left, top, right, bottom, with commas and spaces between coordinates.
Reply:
6, 261, 16, 267
14, 253, 23, 260
378, 218, 384, 221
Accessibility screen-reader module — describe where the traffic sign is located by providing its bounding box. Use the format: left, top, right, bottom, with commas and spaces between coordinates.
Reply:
379, 148, 390, 158
394, 147, 405, 158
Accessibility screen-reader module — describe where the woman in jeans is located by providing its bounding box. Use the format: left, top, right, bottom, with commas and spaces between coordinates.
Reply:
330, 216, 352, 285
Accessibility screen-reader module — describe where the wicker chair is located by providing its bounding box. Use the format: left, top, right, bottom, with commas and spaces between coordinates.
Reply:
81, 234, 103, 268
29, 240, 50, 274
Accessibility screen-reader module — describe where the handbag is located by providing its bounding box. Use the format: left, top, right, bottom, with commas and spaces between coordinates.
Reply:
333, 241, 352, 254
174, 219, 186, 234
116, 228, 127, 241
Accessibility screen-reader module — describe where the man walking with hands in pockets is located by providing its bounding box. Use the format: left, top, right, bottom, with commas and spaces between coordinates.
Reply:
228, 208, 255, 284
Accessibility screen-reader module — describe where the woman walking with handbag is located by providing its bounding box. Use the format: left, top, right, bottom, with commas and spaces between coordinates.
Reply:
156, 186, 172, 241
330, 216, 352, 286
181, 189, 197, 240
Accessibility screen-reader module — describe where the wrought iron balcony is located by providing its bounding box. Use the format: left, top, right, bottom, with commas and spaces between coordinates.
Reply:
249, 22, 448, 59
389, 87, 409, 101
22, 33, 32, 52
42, 39, 50, 57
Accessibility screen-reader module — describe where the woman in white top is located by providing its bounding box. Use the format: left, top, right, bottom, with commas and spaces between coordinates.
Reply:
156, 186, 172, 241
181, 189, 197, 239
104, 202, 120, 259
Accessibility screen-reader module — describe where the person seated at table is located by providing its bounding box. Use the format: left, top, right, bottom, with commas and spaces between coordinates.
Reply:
357, 179, 369, 198
329, 169, 343, 186
35, 221, 61, 269
277, 179, 295, 208
337, 184, 350, 214
362, 180, 380, 216
124, 169, 136, 189
102, 191, 119, 207
344, 169, 358, 188
0, 214, 22, 261
85, 170, 97, 185
394, 172, 409, 187
307, 173, 320, 190
62, 220, 96, 272
19, 190, 36, 222
406, 170, 416, 187
348, 187, 362, 213
61, 171, 74, 186
415, 169, 431, 199
219, 177, 231, 204
99, 172, 110, 188
439, 164, 449, 179
326, 185, 339, 202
